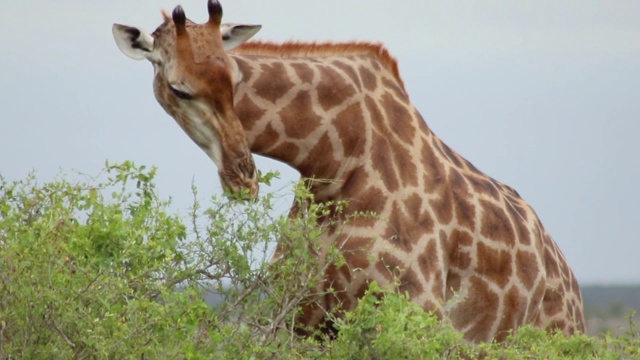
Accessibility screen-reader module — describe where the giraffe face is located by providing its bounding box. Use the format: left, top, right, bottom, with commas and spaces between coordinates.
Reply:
112, 0, 262, 199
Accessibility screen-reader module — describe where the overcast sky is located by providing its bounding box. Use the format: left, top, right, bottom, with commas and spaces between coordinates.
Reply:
1, 0, 638, 284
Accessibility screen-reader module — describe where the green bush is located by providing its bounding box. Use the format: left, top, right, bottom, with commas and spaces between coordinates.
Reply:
0, 161, 638, 359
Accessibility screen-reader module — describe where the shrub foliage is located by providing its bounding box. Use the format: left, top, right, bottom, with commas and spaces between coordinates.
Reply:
0, 162, 637, 359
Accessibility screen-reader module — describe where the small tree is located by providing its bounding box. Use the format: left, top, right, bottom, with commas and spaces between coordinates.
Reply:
1, 162, 638, 359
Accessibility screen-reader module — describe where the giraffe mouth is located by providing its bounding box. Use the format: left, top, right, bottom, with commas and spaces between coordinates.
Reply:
219, 156, 259, 200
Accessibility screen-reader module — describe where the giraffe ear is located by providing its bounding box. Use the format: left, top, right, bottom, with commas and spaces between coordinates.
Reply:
112, 24, 155, 61
220, 23, 262, 51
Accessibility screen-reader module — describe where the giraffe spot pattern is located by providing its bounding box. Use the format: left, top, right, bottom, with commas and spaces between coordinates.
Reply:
404, 193, 435, 236
476, 242, 513, 288
467, 175, 500, 200
495, 286, 528, 341
290, 62, 315, 83
417, 240, 440, 278
421, 140, 447, 193
233, 57, 254, 81
251, 123, 280, 154
544, 245, 561, 279
341, 168, 387, 228
253, 62, 295, 103
383, 201, 415, 252
297, 132, 338, 179
325, 264, 354, 309
505, 200, 532, 245
480, 199, 516, 246
423, 299, 441, 317
278, 91, 323, 139
358, 66, 377, 92
542, 286, 565, 316
429, 183, 454, 224
381, 92, 416, 146
452, 276, 499, 342
449, 169, 476, 230
331, 60, 363, 89
376, 252, 404, 283
340, 235, 373, 270
382, 78, 407, 100
316, 65, 356, 111
515, 250, 540, 289
371, 131, 401, 192
451, 229, 474, 247
391, 142, 418, 188
448, 230, 474, 271
438, 139, 464, 168
270, 141, 300, 163
332, 102, 366, 158
365, 96, 400, 188
399, 267, 424, 298
234, 94, 266, 132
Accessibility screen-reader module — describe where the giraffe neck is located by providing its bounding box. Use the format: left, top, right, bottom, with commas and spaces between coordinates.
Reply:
230, 43, 428, 199
226, 43, 585, 343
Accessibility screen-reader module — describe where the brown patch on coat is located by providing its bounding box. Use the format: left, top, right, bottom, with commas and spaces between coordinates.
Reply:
233, 57, 253, 81
505, 201, 532, 246
451, 276, 499, 343
381, 92, 416, 145
269, 142, 300, 162
404, 193, 435, 235
382, 78, 407, 100
235, 94, 266, 132
332, 102, 366, 158
421, 140, 447, 193
445, 270, 462, 299
495, 286, 527, 341
542, 286, 565, 317
331, 60, 362, 88
449, 169, 476, 230
251, 123, 279, 154
290, 62, 315, 83
340, 235, 373, 271
399, 268, 424, 298
417, 240, 440, 277
359, 66, 377, 92
476, 242, 513, 288
297, 132, 338, 179
316, 65, 356, 111
429, 183, 454, 225
279, 91, 323, 139
383, 201, 414, 252
371, 132, 400, 192
376, 252, 404, 282
253, 62, 295, 103
467, 175, 500, 200
516, 250, 540, 289
479, 199, 516, 246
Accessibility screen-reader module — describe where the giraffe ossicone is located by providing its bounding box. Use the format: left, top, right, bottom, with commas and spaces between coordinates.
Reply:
112, 0, 585, 342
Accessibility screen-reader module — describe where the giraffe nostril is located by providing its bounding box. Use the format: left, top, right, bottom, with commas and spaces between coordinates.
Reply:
236, 156, 256, 181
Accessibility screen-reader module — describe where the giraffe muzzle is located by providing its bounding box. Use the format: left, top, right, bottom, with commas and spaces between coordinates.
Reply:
219, 155, 259, 200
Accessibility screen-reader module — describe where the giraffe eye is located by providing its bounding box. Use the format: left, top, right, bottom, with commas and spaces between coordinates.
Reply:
169, 85, 193, 100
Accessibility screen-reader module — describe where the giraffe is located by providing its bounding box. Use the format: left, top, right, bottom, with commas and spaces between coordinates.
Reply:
112, 0, 585, 342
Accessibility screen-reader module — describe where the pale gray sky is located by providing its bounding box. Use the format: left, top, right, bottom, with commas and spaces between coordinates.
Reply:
1, 0, 639, 284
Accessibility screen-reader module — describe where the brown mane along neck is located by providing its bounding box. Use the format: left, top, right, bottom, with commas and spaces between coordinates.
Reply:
232, 40, 405, 91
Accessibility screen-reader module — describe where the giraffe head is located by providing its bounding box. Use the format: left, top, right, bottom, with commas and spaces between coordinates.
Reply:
112, 0, 262, 199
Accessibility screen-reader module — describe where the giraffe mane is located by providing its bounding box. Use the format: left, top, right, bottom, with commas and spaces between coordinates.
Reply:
232, 41, 406, 91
